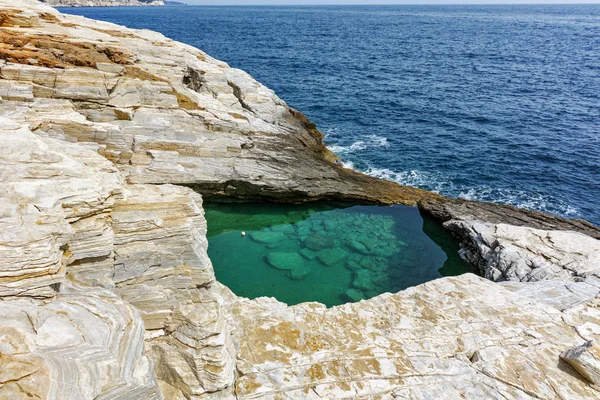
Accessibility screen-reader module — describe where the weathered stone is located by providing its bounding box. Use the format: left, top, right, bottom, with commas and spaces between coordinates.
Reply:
288, 264, 311, 280
250, 230, 287, 244
317, 247, 348, 267
2, 2, 600, 400
445, 220, 600, 283
267, 252, 305, 271
230, 274, 600, 399
304, 232, 335, 251
561, 341, 600, 385
344, 288, 365, 302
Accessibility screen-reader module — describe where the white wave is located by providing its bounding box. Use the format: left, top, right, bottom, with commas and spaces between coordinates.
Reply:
458, 187, 579, 217
359, 165, 580, 219
365, 134, 389, 148
363, 167, 451, 194
326, 135, 389, 154
328, 141, 367, 153
340, 160, 355, 169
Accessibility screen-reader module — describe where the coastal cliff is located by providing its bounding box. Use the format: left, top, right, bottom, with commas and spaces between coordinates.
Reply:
42, 0, 164, 7
1, 1, 600, 399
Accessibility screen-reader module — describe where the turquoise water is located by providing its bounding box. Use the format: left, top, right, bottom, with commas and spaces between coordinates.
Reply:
206, 203, 470, 307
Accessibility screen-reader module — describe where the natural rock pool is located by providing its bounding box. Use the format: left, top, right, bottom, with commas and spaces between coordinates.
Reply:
206, 203, 470, 307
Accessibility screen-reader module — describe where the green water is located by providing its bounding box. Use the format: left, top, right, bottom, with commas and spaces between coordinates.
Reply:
206, 202, 470, 307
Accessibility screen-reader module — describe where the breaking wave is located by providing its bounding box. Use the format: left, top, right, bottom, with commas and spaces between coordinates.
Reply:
326, 134, 389, 154
359, 166, 580, 219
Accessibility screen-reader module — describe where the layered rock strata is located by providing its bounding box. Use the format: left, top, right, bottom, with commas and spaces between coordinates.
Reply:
0, 0, 439, 206
2, 1, 600, 399
229, 274, 600, 399
0, 118, 161, 398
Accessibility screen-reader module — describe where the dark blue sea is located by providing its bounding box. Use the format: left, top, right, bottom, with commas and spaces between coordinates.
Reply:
61, 5, 600, 225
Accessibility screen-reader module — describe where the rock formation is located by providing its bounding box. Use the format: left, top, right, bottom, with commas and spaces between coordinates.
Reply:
42, 0, 164, 7
1, 1, 600, 399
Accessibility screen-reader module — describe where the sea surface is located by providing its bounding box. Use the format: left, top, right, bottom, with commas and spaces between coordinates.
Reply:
61, 5, 600, 225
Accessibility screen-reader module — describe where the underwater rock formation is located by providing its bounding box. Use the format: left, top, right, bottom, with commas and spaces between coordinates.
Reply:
1, 1, 600, 399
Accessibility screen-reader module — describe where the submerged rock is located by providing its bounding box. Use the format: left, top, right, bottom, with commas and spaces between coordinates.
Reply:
346, 238, 369, 254
288, 264, 311, 280
270, 224, 295, 234
344, 288, 366, 302
250, 230, 287, 244
304, 232, 335, 251
353, 269, 376, 292
299, 247, 319, 260
267, 252, 305, 271
318, 247, 348, 267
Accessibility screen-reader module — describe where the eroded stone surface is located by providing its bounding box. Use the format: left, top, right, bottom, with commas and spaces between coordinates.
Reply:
0, 115, 235, 398
561, 341, 600, 385
230, 274, 600, 399
0, 0, 437, 206
445, 220, 600, 283
0, 284, 161, 400
2, 2, 600, 399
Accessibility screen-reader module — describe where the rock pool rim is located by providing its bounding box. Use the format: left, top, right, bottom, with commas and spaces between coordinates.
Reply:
204, 201, 472, 307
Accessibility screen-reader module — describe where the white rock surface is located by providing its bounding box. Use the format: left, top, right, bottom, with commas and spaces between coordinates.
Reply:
445, 220, 600, 283
0, 119, 160, 398
561, 341, 600, 385
0, 0, 435, 205
0, 284, 162, 399
229, 274, 600, 399
2, 2, 600, 400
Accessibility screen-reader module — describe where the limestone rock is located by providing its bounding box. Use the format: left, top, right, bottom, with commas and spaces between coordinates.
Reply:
561, 341, 600, 385
0, 115, 235, 398
267, 252, 305, 271
0, 284, 161, 399
0, 0, 440, 206
2, 2, 600, 400
230, 274, 600, 399
250, 231, 287, 244
317, 247, 348, 267
444, 220, 600, 283
0, 116, 121, 298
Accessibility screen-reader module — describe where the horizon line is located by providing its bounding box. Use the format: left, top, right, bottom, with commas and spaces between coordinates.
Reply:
166, 2, 600, 5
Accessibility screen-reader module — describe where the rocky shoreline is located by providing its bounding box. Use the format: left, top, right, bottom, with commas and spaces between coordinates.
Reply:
1, 1, 600, 398
42, 0, 164, 7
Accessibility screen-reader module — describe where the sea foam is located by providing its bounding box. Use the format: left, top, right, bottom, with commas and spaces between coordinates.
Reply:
361, 166, 580, 219
327, 135, 389, 154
